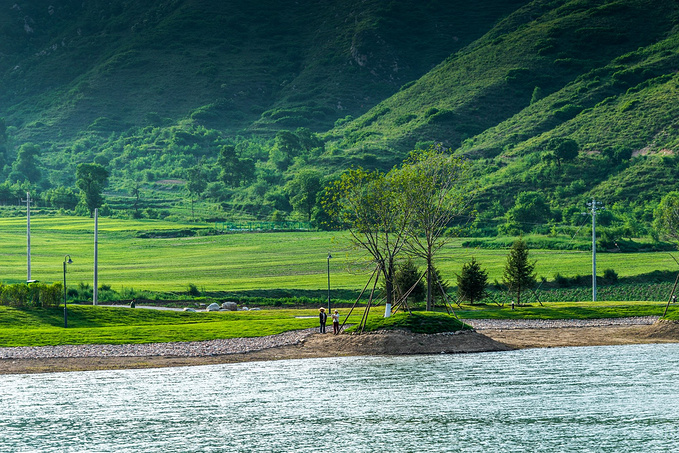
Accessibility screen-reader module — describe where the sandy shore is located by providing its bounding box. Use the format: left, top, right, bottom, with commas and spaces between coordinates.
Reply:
1, 318, 678, 375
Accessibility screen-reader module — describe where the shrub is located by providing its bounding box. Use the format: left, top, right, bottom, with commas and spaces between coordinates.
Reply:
0, 282, 62, 308
187, 283, 201, 297
603, 268, 619, 284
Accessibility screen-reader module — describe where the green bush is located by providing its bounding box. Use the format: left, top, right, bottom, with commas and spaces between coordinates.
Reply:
0, 282, 63, 308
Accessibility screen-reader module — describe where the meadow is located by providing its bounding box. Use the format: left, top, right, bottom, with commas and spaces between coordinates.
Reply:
0, 300, 675, 347
0, 216, 677, 295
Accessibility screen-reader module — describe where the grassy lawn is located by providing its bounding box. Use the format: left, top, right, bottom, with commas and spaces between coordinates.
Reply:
0, 305, 342, 347
451, 300, 668, 320
0, 216, 677, 295
0, 300, 674, 348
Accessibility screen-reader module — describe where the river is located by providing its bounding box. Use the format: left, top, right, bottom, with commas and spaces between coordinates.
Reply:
2, 343, 678, 452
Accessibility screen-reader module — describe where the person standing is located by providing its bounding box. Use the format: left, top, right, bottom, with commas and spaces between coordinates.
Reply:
319, 307, 327, 333
332, 309, 340, 335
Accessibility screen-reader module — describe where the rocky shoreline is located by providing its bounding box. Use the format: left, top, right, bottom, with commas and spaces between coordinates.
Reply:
0, 317, 658, 361
0, 328, 319, 360
468, 316, 660, 330
0, 317, 677, 375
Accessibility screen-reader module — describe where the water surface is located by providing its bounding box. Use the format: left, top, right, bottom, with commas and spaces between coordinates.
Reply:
1, 344, 678, 452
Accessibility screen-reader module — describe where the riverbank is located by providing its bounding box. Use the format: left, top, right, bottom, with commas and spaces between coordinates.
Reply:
1, 318, 678, 375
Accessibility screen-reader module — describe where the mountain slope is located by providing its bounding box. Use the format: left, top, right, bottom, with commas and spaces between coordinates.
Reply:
0, 0, 528, 143
320, 0, 679, 215
324, 0, 679, 157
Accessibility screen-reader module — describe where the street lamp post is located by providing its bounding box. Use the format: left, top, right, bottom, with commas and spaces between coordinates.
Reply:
327, 253, 332, 312
63, 255, 73, 328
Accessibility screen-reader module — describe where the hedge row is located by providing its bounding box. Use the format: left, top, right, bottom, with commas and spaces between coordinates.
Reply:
0, 282, 63, 308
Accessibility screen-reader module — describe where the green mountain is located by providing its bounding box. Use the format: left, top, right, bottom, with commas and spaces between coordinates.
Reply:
323, 0, 679, 225
2, 0, 679, 235
1, 0, 526, 141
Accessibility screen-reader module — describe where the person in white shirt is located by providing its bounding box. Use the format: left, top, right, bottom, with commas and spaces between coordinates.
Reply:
332, 310, 340, 334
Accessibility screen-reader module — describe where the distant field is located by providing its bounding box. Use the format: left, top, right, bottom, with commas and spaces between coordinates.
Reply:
0, 216, 677, 294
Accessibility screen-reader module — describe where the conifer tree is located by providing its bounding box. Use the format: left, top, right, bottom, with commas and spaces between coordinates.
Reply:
457, 257, 488, 305
502, 238, 536, 306
394, 259, 425, 303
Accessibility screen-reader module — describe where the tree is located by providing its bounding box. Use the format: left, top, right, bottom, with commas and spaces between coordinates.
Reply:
505, 191, 551, 233
286, 169, 323, 221
0, 118, 7, 170
502, 238, 537, 306
547, 138, 578, 168
217, 145, 255, 187
269, 130, 301, 170
654, 191, 679, 241
9, 143, 41, 184
185, 164, 207, 219
43, 186, 79, 210
394, 259, 426, 304
400, 145, 475, 310
76, 163, 109, 217
323, 168, 410, 310
457, 257, 488, 305
125, 178, 142, 217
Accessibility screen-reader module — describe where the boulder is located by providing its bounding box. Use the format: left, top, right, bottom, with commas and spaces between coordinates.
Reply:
206, 303, 221, 312
183, 307, 197, 312
222, 302, 238, 311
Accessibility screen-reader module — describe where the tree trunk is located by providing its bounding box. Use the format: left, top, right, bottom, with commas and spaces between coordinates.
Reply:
426, 258, 433, 311
516, 284, 521, 307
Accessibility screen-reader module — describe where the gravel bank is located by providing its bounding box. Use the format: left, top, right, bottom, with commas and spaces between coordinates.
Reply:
467, 316, 660, 330
0, 317, 662, 361
0, 328, 319, 360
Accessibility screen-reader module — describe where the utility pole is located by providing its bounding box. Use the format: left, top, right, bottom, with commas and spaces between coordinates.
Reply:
22, 192, 31, 282
93, 208, 98, 305
587, 199, 603, 301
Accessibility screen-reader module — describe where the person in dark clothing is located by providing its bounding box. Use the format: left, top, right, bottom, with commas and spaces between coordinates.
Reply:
319, 307, 327, 333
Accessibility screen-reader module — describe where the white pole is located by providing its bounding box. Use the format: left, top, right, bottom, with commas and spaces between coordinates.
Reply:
592, 200, 597, 302
26, 192, 31, 282
93, 208, 98, 305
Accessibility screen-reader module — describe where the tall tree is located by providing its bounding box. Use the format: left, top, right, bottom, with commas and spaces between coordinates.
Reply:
285, 169, 323, 221
400, 145, 475, 310
0, 118, 7, 169
654, 191, 679, 241
323, 168, 410, 310
502, 238, 536, 306
126, 178, 142, 217
457, 257, 488, 305
217, 145, 255, 187
9, 143, 41, 184
185, 164, 207, 219
76, 163, 109, 217
548, 137, 579, 168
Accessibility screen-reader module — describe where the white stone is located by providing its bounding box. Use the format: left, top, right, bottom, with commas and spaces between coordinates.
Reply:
222, 302, 238, 311
206, 303, 221, 312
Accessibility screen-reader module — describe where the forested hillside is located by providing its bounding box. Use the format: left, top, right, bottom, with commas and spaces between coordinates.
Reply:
1, 0, 679, 240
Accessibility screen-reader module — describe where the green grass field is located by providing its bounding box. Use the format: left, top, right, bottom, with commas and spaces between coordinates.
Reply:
0, 300, 675, 347
1, 216, 677, 295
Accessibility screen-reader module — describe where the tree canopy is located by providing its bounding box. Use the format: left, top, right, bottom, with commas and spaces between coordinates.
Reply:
76, 163, 109, 216
457, 257, 488, 305
400, 145, 474, 310
502, 238, 536, 306
323, 167, 410, 308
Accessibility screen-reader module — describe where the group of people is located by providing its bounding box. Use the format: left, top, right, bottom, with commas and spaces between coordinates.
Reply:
318, 307, 341, 334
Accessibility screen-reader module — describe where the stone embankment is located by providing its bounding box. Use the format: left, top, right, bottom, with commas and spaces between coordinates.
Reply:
0, 317, 662, 360
468, 316, 659, 330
